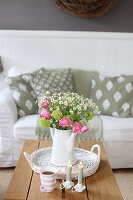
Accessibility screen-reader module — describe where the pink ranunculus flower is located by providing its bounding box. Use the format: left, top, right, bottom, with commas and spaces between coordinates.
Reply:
40, 101, 49, 109
59, 118, 72, 127
81, 126, 88, 133
72, 122, 82, 134
40, 110, 51, 120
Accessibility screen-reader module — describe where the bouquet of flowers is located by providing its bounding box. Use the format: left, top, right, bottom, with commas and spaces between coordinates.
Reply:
39, 91, 100, 134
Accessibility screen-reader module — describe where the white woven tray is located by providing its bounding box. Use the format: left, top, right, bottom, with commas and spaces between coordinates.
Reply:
24, 144, 100, 180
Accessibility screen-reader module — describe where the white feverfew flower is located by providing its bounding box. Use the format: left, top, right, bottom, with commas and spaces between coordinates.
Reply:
78, 107, 82, 111
83, 105, 87, 110
50, 119, 53, 123
80, 102, 84, 106
91, 103, 96, 109
50, 107, 53, 111
73, 107, 76, 110
46, 91, 50, 95
51, 98, 54, 103
56, 106, 59, 110
64, 100, 68, 106
70, 109, 73, 114
59, 101, 63, 104
77, 111, 81, 115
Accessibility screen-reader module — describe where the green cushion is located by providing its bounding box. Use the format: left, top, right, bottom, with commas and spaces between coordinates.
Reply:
5, 74, 38, 118
30, 68, 73, 102
45, 68, 94, 98
90, 72, 133, 117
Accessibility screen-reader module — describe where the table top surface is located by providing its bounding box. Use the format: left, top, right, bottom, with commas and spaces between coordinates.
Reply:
4, 140, 123, 200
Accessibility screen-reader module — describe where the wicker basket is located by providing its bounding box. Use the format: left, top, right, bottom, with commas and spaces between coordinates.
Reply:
54, 0, 117, 18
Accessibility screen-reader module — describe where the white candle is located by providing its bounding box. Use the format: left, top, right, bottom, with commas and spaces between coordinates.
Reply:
66, 160, 72, 181
78, 161, 83, 184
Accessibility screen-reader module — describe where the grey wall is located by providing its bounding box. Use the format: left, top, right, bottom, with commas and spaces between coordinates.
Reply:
0, 0, 132, 32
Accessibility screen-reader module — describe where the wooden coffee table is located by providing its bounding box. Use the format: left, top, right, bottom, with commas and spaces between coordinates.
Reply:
4, 140, 123, 200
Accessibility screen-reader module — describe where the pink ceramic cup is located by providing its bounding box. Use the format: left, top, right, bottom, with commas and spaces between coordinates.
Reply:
40, 169, 57, 192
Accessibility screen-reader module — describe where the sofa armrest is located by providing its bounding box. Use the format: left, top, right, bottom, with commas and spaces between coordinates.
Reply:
0, 88, 18, 138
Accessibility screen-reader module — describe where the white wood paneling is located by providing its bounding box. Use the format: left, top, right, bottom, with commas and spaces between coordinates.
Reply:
0, 30, 133, 90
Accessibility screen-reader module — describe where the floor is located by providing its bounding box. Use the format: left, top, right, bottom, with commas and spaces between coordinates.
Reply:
0, 168, 133, 200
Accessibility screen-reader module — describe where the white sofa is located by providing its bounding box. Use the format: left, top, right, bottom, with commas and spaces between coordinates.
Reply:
1, 87, 133, 168
0, 30, 133, 168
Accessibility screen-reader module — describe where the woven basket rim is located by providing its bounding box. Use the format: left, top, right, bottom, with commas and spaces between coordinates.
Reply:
54, 0, 117, 18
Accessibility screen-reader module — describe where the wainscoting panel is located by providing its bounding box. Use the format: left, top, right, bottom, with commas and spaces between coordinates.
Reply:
0, 30, 133, 90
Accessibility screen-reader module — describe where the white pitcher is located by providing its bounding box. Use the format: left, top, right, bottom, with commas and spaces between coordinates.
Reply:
50, 128, 77, 166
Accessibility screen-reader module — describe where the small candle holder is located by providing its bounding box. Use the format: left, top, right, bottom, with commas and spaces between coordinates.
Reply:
60, 180, 74, 189
72, 183, 86, 192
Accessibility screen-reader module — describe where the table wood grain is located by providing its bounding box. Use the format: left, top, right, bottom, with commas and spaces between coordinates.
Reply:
4, 140, 123, 200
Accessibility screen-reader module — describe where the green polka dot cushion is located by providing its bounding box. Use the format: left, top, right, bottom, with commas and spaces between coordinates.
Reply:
90, 72, 133, 118
5, 73, 38, 118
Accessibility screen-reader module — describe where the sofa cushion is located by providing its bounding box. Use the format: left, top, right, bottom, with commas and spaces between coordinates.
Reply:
30, 68, 73, 102
45, 68, 95, 98
101, 115, 133, 141
5, 73, 37, 118
14, 115, 39, 140
14, 114, 50, 140
14, 114, 133, 142
90, 72, 133, 117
